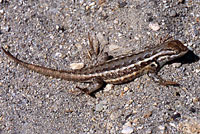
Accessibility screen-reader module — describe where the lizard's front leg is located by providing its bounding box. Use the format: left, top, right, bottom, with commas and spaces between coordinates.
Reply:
148, 73, 179, 86
147, 62, 179, 86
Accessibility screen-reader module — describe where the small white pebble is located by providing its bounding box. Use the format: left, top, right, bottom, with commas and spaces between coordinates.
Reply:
0, 9, 4, 14
49, 34, 54, 39
121, 126, 134, 134
79, 0, 84, 4
158, 125, 165, 131
95, 103, 104, 112
70, 63, 84, 70
56, 25, 60, 30
134, 36, 140, 40
54, 52, 62, 58
89, 2, 95, 6
2, 26, 10, 32
114, 19, 119, 24
132, 109, 138, 114
158, 125, 166, 134
178, 0, 184, 3
172, 63, 182, 68
104, 84, 113, 92
122, 122, 134, 134
169, 122, 176, 128
149, 22, 160, 31
192, 97, 199, 103
137, 126, 143, 129
85, 5, 89, 10
96, 32, 108, 46
124, 87, 129, 92
195, 68, 200, 73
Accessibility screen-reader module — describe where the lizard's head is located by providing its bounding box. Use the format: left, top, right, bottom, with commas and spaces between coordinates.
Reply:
157, 40, 189, 66
166, 40, 188, 55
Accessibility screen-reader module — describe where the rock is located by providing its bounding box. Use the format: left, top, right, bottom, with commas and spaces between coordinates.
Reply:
104, 84, 113, 92
149, 22, 160, 31
172, 63, 182, 68
122, 122, 134, 134
121, 126, 134, 134
95, 103, 104, 112
70, 63, 84, 70
96, 33, 108, 46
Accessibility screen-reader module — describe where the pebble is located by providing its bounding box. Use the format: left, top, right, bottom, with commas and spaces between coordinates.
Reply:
158, 125, 166, 134
104, 84, 113, 92
122, 122, 134, 134
132, 118, 139, 124
89, 2, 95, 7
195, 68, 200, 73
137, 126, 144, 130
110, 112, 120, 120
95, 103, 104, 112
192, 97, 199, 103
134, 36, 140, 40
79, 0, 84, 5
178, 0, 184, 3
56, 25, 60, 30
172, 63, 182, 68
70, 63, 84, 70
95, 100, 107, 112
54, 52, 62, 58
2, 26, 10, 32
158, 125, 165, 130
114, 19, 119, 24
96, 32, 108, 46
132, 109, 138, 114
170, 10, 177, 17
49, 34, 54, 39
169, 122, 176, 128
124, 87, 129, 92
121, 126, 134, 134
149, 22, 160, 31
0, 9, 4, 14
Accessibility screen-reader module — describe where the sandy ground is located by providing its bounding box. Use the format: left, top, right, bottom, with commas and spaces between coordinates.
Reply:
0, 0, 199, 134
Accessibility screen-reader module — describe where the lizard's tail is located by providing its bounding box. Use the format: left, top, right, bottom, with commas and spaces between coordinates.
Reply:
2, 47, 25, 65
1, 47, 85, 81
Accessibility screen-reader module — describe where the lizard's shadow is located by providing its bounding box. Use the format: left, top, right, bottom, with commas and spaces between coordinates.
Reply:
169, 50, 199, 65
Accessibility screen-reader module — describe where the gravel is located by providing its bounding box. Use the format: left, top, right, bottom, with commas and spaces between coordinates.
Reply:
0, 0, 199, 134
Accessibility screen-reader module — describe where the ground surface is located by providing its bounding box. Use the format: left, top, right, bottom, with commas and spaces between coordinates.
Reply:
0, 0, 200, 134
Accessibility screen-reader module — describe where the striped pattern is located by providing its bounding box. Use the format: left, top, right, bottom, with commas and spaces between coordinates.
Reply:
2, 40, 188, 84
